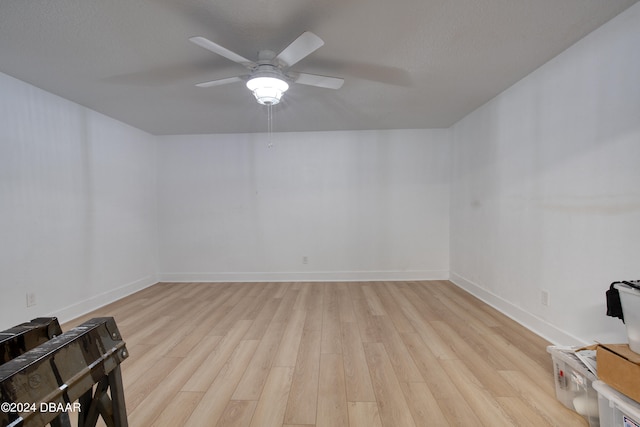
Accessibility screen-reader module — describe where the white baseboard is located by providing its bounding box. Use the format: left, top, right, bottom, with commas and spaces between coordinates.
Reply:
52, 275, 158, 325
449, 272, 587, 346
158, 269, 450, 283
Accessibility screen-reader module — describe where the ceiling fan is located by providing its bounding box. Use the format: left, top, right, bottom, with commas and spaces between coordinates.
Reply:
189, 31, 344, 105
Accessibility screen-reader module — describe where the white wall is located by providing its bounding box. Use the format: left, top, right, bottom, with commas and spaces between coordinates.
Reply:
157, 129, 450, 282
0, 73, 158, 329
450, 4, 640, 345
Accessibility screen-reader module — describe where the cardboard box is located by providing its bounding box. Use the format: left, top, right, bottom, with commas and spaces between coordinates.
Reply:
597, 344, 640, 403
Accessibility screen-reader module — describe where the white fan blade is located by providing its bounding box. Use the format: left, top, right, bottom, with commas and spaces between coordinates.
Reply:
195, 76, 244, 88
276, 32, 324, 68
189, 36, 256, 69
294, 73, 344, 89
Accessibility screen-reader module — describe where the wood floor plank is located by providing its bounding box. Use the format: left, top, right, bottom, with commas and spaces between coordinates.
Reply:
128, 334, 224, 425
373, 315, 423, 383
119, 343, 158, 387
243, 297, 283, 340
272, 282, 291, 299
336, 283, 356, 323
249, 367, 294, 427
302, 284, 324, 333
216, 400, 258, 427
320, 284, 342, 354
184, 339, 259, 426
210, 296, 261, 336
187, 304, 235, 338
283, 329, 321, 425
121, 315, 174, 347
182, 320, 253, 392
292, 284, 311, 311
341, 322, 376, 402
363, 342, 417, 427
402, 283, 448, 321
150, 391, 203, 427
432, 316, 517, 371
347, 402, 382, 427
497, 396, 554, 427
404, 313, 458, 360
430, 321, 518, 397
439, 359, 517, 427
233, 321, 286, 400
351, 297, 382, 343
499, 370, 588, 427
377, 283, 416, 333
480, 328, 556, 394
426, 280, 503, 329
316, 353, 348, 427
163, 332, 208, 358
271, 288, 299, 324
273, 309, 307, 367
362, 285, 387, 316
436, 397, 484, 425
491, 321, 552, 369
124, 356, 183, 413
400, 381, 449, 427
399, 332, 461, 400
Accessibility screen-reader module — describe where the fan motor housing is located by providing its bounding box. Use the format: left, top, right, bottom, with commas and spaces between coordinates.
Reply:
246, 64, 290, 105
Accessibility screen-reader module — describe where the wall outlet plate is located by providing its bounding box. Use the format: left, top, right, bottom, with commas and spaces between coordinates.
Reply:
541, 290, 550, 306
26, 292, 36, 307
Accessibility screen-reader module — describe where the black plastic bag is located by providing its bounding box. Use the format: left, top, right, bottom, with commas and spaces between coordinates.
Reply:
606, 282, 625, 323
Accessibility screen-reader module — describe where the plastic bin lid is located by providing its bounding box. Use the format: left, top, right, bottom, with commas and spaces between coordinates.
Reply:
547, 346, 597, 381
615, 283, 640, 296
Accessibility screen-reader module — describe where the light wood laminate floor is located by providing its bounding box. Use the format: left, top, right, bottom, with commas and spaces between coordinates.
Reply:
63, 281, 587, 426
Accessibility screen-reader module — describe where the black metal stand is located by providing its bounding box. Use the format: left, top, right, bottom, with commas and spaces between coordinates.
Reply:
0, 318, 129, 427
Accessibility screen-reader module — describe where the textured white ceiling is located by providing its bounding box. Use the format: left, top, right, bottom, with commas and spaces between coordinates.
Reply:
0, 0, 636, 135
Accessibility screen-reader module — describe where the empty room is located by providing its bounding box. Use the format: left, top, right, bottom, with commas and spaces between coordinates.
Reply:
1, 0, 639, 426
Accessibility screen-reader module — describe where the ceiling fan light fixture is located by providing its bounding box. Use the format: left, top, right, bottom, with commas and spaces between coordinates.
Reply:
246, 76, 289, 105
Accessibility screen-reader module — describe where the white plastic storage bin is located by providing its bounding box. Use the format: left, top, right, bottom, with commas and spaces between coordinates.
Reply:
547, 346, 599, 427
593, 380, 640, 427
615, 283, 640, 354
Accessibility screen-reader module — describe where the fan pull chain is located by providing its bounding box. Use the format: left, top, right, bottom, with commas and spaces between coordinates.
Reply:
267, 103, 274, 148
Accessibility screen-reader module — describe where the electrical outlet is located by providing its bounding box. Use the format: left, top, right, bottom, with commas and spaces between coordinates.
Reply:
302, 256, 308, 264
541, 290, 550, 306
26, 292, 37, 307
